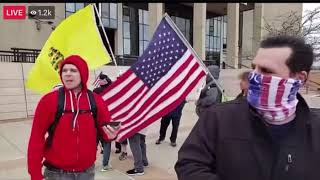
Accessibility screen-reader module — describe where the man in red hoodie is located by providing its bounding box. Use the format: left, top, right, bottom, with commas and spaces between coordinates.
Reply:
27, 55, 119, 180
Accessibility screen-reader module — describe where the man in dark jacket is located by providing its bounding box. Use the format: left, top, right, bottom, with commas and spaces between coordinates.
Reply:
93, 73, 112, 94
28, 55, 120, 180
93, 73, 114, 172
175, 35, 320, 180
195, 65, 222, 116
155, 100, 186, 147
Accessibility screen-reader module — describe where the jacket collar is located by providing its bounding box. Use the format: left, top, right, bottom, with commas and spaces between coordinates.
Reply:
248, 93, 311, 180
249, 93, 310, 144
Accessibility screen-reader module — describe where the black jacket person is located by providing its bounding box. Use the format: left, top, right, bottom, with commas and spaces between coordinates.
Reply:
175, 36, 320, 180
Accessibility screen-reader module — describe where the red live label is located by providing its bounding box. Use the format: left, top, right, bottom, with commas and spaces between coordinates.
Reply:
3, 6, 26, 19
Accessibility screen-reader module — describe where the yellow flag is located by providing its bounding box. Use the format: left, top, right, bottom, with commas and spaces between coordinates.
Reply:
26, 4, 111, 94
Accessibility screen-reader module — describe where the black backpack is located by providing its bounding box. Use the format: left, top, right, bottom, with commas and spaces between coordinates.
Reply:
45, 87, 99, 148
198, 83, 222, 104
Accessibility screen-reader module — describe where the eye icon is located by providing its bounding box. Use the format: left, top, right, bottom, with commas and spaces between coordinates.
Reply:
30, 10, 37, 15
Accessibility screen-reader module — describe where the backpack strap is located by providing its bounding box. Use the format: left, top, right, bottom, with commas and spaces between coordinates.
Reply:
87, 90, 100, 142
45, 88, 100, 148
46, 87, 65, 148
87, 90, 98, 125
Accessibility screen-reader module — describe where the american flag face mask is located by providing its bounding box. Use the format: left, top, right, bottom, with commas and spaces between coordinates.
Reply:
247, 71, 303, 125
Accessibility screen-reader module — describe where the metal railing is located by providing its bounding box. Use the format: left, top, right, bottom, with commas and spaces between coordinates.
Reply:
0, 48, 139, 66
0, 49, 219, 68
111, 55, 139, 66
0, 48, 40, 63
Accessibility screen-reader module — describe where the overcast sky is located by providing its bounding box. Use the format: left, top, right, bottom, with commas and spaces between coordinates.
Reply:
303, 3, 320, 13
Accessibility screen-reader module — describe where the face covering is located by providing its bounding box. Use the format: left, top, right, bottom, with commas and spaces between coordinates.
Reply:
247, 71, 303, 125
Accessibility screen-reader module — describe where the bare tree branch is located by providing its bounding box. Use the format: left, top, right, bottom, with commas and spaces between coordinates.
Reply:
263, 6, 320, 65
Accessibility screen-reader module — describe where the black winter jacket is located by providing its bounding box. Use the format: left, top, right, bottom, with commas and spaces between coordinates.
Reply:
175, 94, 320, 180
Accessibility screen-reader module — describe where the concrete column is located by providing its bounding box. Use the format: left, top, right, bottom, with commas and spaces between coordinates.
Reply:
149, 3, 163, 39
115, 3, 123, 56
193, 3, 207, 60
252, 3, 264, 55
219, 17, 224, 67
226, 3, 239, 69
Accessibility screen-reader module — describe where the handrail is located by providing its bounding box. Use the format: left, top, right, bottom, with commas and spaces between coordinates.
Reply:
309, 79, 320, 86
1, 48, 223, 68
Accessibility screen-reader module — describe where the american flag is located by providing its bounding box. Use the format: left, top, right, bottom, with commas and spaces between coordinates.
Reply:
101, 16, 207, 142
92, 72, 109, 88
247, 72, 302, 124
92, 72, 102, 88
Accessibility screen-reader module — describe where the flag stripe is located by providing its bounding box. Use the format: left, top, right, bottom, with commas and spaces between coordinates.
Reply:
119, 61, 202, 132
110, 86, 149, 119
93, 79, 99, 87
92, 72, 102, 87
108, 80, 145, 110
101, 70, 133, 98
272, 79, 286, 120
275, 79, 286, 107
261, 76, 272, 118
268, 77, 281, 107
104, 76, 141, 106
117, 68, 205, 141
113, 52, 194, 124
282, 80, 294, 117
102, 71, 136, 101
268, 77, 281, 118
261, 76, 271, 106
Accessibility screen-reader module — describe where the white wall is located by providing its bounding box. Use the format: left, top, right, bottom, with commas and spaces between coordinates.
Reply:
241, 10, 253, 57
0, 63, 27, 120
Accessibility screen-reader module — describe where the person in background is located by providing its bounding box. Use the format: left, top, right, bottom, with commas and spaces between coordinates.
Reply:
235, 71, 250, 99
92, 73, 114, 172
155, 100, 186, 147
126, 128, 149, 176
28, 55, 120, 180
195, 65, 222, 116
115, 142, 122, 154
118, 139, 129, 161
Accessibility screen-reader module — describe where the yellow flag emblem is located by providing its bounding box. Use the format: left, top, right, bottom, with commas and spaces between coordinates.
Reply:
26, 4, 111, 94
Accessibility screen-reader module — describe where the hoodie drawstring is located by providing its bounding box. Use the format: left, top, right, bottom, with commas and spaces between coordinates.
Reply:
69, 91, 74, 113
72, 92, 82, 130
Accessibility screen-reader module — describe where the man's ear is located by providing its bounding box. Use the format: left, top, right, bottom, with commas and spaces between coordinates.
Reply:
295, 71, 308, 83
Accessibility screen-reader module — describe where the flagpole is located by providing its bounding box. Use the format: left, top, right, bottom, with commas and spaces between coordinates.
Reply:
92, 4, 120, 71
163, 13, 228, 99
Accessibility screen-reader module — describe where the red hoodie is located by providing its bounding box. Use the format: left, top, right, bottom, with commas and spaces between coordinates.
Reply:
27, 55, 111, 180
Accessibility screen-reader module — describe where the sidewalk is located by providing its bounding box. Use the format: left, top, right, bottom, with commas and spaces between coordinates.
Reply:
0, 102, 198, 180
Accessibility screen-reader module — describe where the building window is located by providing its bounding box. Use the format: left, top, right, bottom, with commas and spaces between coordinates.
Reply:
100, 3, 118, 29
138, 9, 149, 56
206, 16, 224, 64
223, 16, 227, 48
171, 16, 192, 43
65, 3, 84, 18
123, 5, 139, 56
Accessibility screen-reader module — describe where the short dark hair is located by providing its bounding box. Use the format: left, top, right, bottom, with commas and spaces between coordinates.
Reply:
238, 71, 250, 81
260, 35, 314, 74
99, 73, 112, 83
